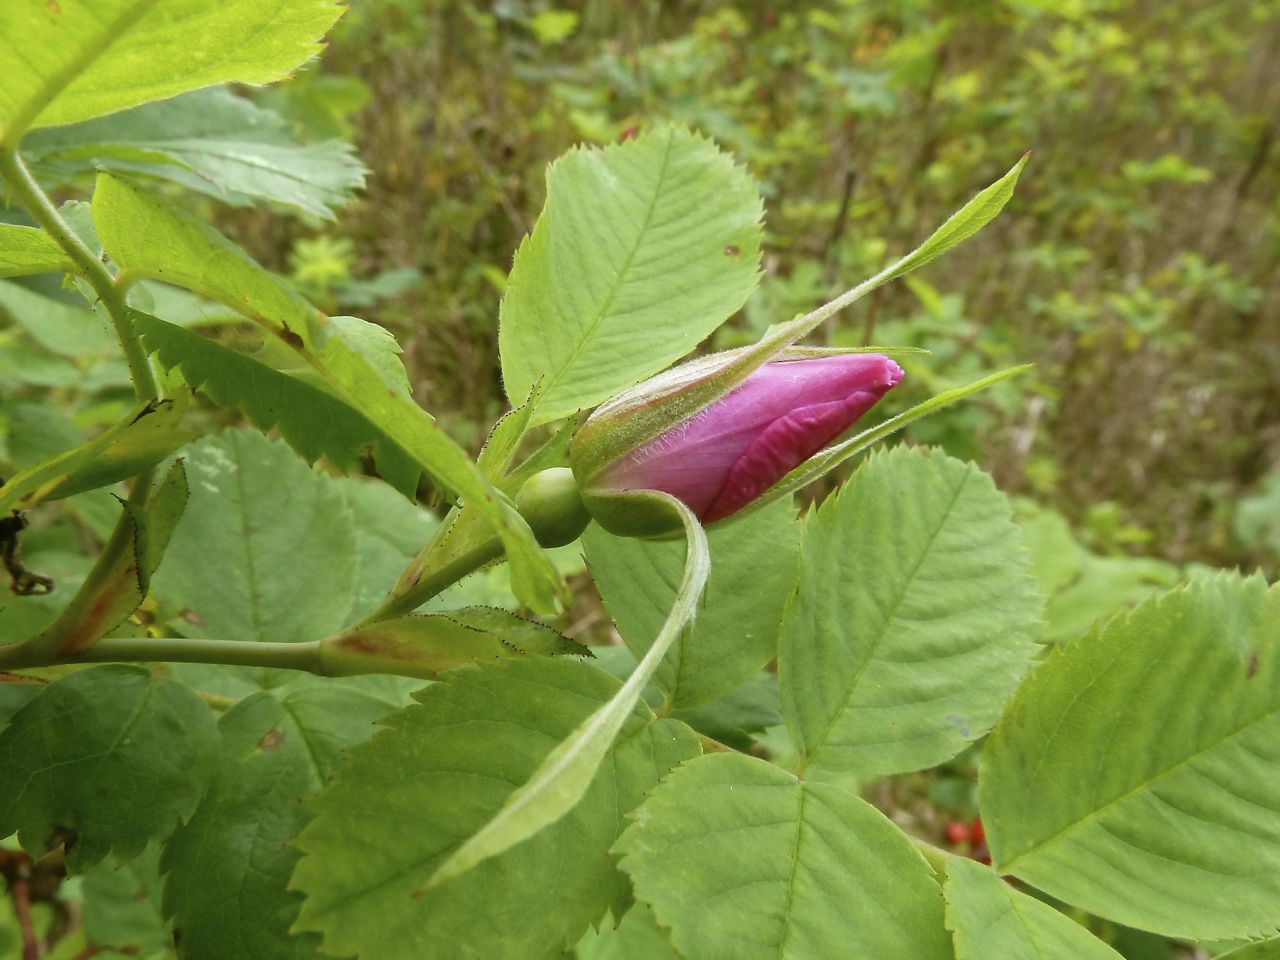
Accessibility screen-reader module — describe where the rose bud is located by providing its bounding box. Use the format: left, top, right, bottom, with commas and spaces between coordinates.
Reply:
571, 353, 903, 537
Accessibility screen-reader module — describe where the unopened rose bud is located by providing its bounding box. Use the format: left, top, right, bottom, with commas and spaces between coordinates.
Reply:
572, 354, 903, 537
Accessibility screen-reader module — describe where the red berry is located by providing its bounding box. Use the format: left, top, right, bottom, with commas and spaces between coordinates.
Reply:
969, 818, 985, 848
944, 821, 967, 846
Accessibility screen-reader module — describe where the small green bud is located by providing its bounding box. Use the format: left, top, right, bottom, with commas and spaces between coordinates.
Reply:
515, 467, 591, 547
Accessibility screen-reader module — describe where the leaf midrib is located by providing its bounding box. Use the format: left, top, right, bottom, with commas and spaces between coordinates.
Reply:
798, 462, 972, 769
532, 129, 676, 413
1001, 705, 1280, 872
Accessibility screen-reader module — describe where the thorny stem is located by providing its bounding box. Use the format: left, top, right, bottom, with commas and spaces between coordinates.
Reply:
0, 148, 157, 402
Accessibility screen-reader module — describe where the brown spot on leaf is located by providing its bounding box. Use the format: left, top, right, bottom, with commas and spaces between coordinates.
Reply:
1246, 650, 1260, 679
277, 324, 304, 350
724, 245, 740, 256
46, 0, 61, 13
258, 728, 286, 751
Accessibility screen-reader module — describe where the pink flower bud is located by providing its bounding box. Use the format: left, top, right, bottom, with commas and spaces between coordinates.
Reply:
574, 354, 903, 535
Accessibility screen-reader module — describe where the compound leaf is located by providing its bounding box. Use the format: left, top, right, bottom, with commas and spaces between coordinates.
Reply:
94, 173, 560, 613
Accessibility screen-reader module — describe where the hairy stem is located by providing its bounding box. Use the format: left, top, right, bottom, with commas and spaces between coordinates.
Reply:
359, 531, 504, 626
0, 148, 157, 401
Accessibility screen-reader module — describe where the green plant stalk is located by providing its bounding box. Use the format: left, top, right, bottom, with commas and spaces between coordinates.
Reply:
70, 636, 327, 673
0, 633, 457, 682
0, 148, 157, 402
361, 530, 504, 625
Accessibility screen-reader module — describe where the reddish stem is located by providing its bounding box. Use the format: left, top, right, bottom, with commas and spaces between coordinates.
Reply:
12, 875, 39, 960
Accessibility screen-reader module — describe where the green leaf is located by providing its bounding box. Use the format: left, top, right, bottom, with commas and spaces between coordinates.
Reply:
615, 752, 952, 960
0, 225, 72, 277
336, 475, 438, 623
25, 86, 364, 219
135, 310, 420, 498
479, 381, 543, 481
94, 174, 320, 336
291, 657, 701, 960
31, 459, 188, 657
944, 857, 1123, 959
0, 0, 344, 144
317, 607, 590, 680
94, 173, 560, 613
981, 575, 1280, 940
585, 497, 800, 710
0, 280, 113, 356
1218, 939, 1280, 960
81, 846, 171, 956
0, 664, 218, 870
420, 497, 710, 891
670, 672, 783, 752
161, 686, 396, 960
150, 430, 357, 655
0, 396, 193, 512
574, 904, 679, 960
781, 446, 1041, 778
499, 125, 763, 424
575, 157, 1028, 470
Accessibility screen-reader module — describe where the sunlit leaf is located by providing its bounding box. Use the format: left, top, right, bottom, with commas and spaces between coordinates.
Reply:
0, 0, 344, 144
0, 224, 72, 277
500, 125, 763, 424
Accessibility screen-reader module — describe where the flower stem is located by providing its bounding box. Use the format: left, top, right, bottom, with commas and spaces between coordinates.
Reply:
0, 147, 157, 401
